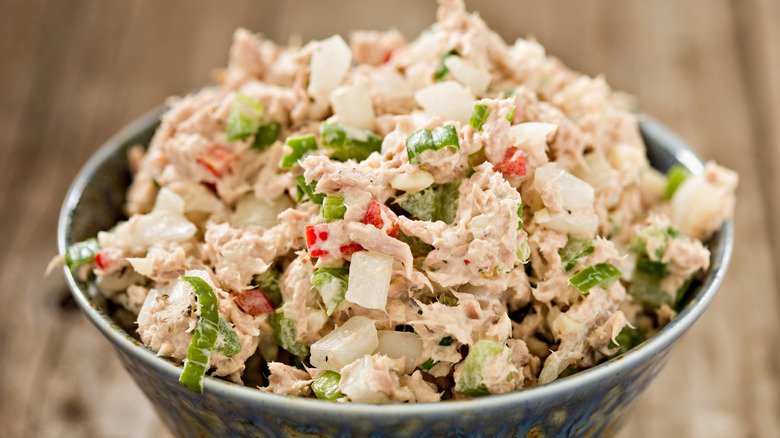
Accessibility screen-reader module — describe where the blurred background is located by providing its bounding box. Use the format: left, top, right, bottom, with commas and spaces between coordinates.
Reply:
1, 0, 778, 437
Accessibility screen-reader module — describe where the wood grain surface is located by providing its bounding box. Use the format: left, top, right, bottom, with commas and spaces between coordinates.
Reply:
0, 1, 777, 437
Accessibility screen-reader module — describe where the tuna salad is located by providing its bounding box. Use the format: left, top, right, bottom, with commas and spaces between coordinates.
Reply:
62, 0, 737, 402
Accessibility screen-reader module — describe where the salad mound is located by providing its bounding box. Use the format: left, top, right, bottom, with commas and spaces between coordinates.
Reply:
63, 0, 737, 401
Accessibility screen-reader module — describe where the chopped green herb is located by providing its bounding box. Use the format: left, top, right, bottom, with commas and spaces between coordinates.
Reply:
568, 263, 622, 294
454, 340, 505, 396
295, 175, 325, 205
506, 106, 516, 122
272, 311, 308, 357
420, 358, 439, 372
438, 336, 455, 346
65, 237, 100, 275
226, 93, 263, 141
608, 325, 646, 358
216, 318, 242, 357
321, 195, 347, 222
433, 49, 458, 81
558, 235, 596, 272
280, 135, 317, 169
664, 165, 691, 200
320, 122, 382, 162
311, 266, 349, 315
312, 370, 342, 401
253, 266, 282, 307
469, 104, 489, 131
178, 276, 220, 393
397, 231, 434, 258
252, 121, 281, 149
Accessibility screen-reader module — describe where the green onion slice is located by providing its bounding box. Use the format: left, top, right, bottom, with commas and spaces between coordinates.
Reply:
65, 237, 100, 275
280, 135, 317, 169
252, 121, 281, 149
433, 49, 458, 82
664, 164, 690, 200
405, 128, 435, 165
178, 276, 220, 393
295, 175, 326, 205
568, 263, 622, 294
558, 235, 596, 272
469, 104, 489, 131
321, 122, 382, 162
226, 93, 263, 141
312, 370, 343, 401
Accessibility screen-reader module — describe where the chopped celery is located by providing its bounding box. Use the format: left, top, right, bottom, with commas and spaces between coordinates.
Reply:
216, 317, 242, 357
321, 196, 347, 222
636, 257, 667, 278
397, 182, 460, 225
568, 263, 622, 294
438, 295, 459, 307
272, 310, 308, 357
295, 175, 325, 205
321, 122, 382, 162
628, 268, 669, 309
397, 231, 434, 258
558, 235, 596, 272
253, 266, 282, 307
311, 266, 349, 315
469, 104, 489, 131
280, 135, 317, 169
252, 121, 281, 149
438, 336, 455, 346
608, 325, 646, 358
454, 340, 505, 396
506, 106, 516, 122
435, 181, 461, 225
433, 49, 458, 81
406, 128, 435, 165
516, 241, 531, 264
65, 237, 100, 275
420, 358, 439, 372
226, 93, 263, 141
178, 276, 220, 393
312, 370, 343, 401
664, 164, 691, 200
431, 125, 460, 152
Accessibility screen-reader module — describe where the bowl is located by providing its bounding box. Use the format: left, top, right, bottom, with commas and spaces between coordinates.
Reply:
58, 105, 733, 438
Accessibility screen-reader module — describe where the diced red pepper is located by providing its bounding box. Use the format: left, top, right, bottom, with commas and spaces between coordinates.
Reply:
305, 224, 330, 257
339, 243, 364, 256
362, 201, 400, 238
235, 289, 274, 315
382, 49, 395, 64
95, 250, 114, 270
495, 147, 526, 176
196, 144, 236, 178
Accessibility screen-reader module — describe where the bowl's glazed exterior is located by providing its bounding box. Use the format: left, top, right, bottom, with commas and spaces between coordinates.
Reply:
59, 106, 733, 438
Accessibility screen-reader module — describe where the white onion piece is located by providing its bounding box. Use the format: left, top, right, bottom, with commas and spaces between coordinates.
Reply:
231, 194, 294, 229
442, 56, 491, 95
390, 169, 434, 192
153, 187, 186, 215
508, 123, 557, 150
670, 176, 723, 240
309, 316, 378, 371
330, 82, 375, 130
308, 35, 352, 104
573, 151, 615, 192
339, 355, 390, 403
129, 212, 197, 247
126, 257, 154, 277
374, 330, 424, 374
543, 210, 599, 235
414, 81, 474, 124
533, 164, 594, 210
168, 181, 222, 214
345, 251, 393, 311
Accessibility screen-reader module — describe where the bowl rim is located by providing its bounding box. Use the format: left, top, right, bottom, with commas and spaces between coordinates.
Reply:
58, 105, 734, 415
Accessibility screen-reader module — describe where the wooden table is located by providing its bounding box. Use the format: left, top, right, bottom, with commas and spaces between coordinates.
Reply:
1, 1, 778, 436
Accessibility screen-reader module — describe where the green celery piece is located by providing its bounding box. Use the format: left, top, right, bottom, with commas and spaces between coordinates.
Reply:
454, 340, 505, 397
178, 276, 220, 393
435, 181, 461, 225
65, 237, 100, 275
664, 165, 691, 200
280, 135, 317, 169
272, 311, 308, 357
406, 128, 435, 165
516, 241, 531, 264
568, 263, 622, 294
320, 122, 382, 162
517, 203, 523, 230
628, 268, 671, 309
608, 325, 647, 358
438, 336, 455, 346
253, 266, 282, 307
397, 231, 434, 258
312, 370, 342, 401
636, 257, 667, 278
420, 358, 439, 372
506, 106, 516, 122
398, 187, 438, 221
295, 175, 325, 205
227, 93, 263, 141
438, 295, 459, 307
558, 235, 596, 272
433, 49, 459, 82
311, 266, 349, 315
431, 124, 460, 152
469, 104, 489, 131
321, 195, 347, 222
252, 121, 281, 149
216, 317, 242, 358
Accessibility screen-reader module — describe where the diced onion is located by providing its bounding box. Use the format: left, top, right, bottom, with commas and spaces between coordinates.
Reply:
126, 257, 155, 277
309, 316, 378, 371
573, 151, 615, 192
168, 181, 222, 214
551, 314, 585, 339
345, 251, 394, 311
508, 123, 557, 151
533, 164, 594, 210
153, 187, 186, 215
390, 169, 434, 192
374, 330, 424, 374
414, 81, 475, 124
330, 82, 376, 130
308, 35, 352, 104
231, 194, 295, 229
442, 56, 491, 95
671, 176, 724, 239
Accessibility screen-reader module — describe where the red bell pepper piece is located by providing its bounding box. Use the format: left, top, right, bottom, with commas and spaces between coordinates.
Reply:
95, 250, 114, 270
196, 144, 236, 178
362, 201, 400, 238
495, 147, 526, 176
235, 289, 274, 315
305, 224, 330, 257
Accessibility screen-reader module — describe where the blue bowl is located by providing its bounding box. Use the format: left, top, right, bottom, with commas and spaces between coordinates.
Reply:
58, 106, 733, 438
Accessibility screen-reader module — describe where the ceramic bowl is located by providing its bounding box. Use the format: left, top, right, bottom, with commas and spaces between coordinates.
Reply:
58, 106, 733, 438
